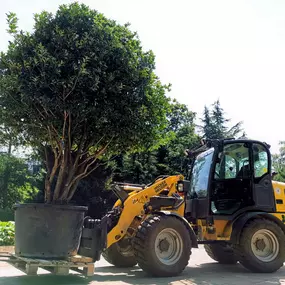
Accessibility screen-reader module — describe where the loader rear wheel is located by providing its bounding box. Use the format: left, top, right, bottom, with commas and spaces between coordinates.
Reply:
133, 215, 191, 277
204, 243, 237, 264
235, 218, 285, 273
102, 239, 137, 268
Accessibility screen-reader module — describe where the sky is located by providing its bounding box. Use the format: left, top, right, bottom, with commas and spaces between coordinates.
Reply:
0, 0, 285, 154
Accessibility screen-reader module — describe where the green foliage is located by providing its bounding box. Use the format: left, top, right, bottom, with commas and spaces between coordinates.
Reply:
0, 209, 14, 221
199, 100, 244, 140
0, 221, 15, 246
272, 141, 285, 182
0, 2, 170, 203
6, 12, 18, 34
113, 99, 200, 184
0, 153, 41, 210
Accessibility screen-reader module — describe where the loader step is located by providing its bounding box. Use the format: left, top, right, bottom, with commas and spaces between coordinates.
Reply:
7, 254, 95, 277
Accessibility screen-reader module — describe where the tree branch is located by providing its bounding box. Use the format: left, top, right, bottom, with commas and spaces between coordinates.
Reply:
62, 110, 68, 140
66, 162, 102, 202
49, 148, 61, 184
45, 178, 52, 203
44, 146, 51, 176
52, 149, 67, 201
68, 110, 72, 160
47, 125, 62, 153
63, 69, 81, 100
57, 128, 87, 201
77, 135, 106, 160
69, 139, 112, 186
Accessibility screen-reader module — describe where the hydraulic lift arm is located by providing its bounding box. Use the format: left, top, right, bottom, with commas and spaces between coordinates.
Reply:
107, 175, 185, 248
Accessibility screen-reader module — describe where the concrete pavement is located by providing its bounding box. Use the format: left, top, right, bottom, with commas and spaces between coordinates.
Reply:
0, 246, 285, 285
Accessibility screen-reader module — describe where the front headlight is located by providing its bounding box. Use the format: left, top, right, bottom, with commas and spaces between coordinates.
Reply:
176, 180, 191, 193
177, 182, 184, 193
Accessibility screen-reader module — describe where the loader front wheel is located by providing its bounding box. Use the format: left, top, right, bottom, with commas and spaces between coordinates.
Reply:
204, 243, 237, 264
102, 239, 137, 268
134, 215, 191, 277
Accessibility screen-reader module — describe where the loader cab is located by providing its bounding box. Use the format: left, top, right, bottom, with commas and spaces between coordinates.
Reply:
185, 139, 276, 220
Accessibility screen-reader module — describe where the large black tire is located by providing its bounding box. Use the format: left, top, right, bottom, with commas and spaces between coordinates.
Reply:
234, 218, 285, 273
204, 243, 237, 264
102, 240, 137, 268
133, 215, 192, 277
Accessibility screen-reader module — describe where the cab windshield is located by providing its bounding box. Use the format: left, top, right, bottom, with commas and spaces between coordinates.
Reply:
189, 148, 214, 198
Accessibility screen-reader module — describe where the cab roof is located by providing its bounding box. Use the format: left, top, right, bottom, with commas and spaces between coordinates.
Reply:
187, 138, 271, 159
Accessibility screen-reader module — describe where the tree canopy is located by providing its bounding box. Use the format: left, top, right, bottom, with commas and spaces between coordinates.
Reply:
112, 99, 200, 185
0, 3, 170, 203
199, 100, 244, 140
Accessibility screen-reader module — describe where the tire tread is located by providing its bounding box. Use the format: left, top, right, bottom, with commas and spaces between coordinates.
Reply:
234, 218, 285, 273
133, 214, 191, 277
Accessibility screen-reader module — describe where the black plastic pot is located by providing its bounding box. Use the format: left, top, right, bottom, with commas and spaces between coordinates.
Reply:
14, 203, 87, 259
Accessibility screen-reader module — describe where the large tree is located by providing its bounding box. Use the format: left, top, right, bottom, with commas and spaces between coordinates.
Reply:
0, 3, 170, 204
200, 100, 244, 140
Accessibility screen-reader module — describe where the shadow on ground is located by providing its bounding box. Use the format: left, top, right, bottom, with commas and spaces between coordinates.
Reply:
92, 263, 285, 285
0, 274, 91, 285
1, 263, 285, 285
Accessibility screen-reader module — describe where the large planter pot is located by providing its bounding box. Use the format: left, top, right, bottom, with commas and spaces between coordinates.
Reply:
14, 203, 87, 259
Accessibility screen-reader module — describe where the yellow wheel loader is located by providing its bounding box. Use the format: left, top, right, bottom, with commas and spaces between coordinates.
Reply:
79, 138, 285, 277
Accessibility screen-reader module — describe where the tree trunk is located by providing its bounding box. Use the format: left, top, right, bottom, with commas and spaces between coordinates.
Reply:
53, 149, 68, 201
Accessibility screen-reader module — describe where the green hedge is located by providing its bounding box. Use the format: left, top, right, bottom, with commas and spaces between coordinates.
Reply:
0, 209, 14, 221
0, 221, 15, 246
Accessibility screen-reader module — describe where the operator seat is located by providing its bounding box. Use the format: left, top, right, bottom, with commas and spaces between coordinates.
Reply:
213, 164, 251, 215
236, 164, 251, 178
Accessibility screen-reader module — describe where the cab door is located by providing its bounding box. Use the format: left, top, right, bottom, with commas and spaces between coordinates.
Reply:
185, 148, 215, 219
210, 142, 252, 215
252, 143, 276, 212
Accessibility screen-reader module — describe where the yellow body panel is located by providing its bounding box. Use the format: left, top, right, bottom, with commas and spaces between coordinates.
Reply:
197, 179, 285, 241
272, 180, 285, 212
107, 175, 185, 248
207, 181, 285, 242
200, 213, 285, 243
271, 213, 285, 223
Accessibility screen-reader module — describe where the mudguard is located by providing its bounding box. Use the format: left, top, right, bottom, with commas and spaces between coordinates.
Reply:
230, 211, 285, 244
156, 211, 198, 248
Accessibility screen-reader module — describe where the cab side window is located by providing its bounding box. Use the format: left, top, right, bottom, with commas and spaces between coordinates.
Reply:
215, 154, 237, 179
224, 155, 237, 178
253, 143, 269, 178
214, 143, 250, 179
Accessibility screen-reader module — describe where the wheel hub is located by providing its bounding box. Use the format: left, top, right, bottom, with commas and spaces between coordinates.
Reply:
251, 229, 279, 262
117, 238, 133, 257
159, 238, 170, 252
154, 228, 183, 265
255, 238, 266, 251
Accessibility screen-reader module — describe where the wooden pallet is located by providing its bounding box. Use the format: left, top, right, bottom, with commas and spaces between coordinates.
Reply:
0, 246, 15, 254
8, 254, 95, 277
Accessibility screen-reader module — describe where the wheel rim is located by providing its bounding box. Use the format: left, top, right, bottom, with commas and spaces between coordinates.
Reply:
117, 238, 133, 257
154, 228, 183, 265
251, 229, 279, 262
